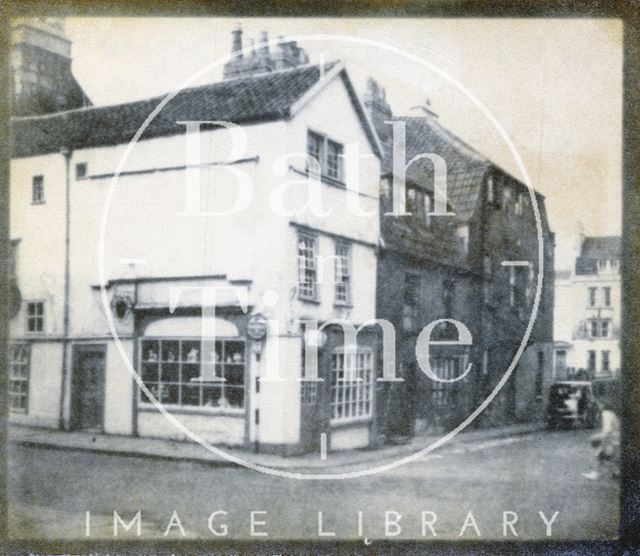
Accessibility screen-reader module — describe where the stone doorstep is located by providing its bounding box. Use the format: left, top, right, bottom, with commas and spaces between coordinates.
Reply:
7, 422, 544, 473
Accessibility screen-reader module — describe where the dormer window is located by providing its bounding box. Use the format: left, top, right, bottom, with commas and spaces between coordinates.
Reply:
32, 175, 44, 204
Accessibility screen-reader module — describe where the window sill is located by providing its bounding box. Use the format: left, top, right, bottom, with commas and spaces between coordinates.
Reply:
298, 296, 321, 305
138, 403, 244, 417
31, 201, 46, 205
330, 416, 373, 429
334, 302, 353, 309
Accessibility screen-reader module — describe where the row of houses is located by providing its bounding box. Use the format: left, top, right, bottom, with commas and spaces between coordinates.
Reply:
7, 19, 555, 454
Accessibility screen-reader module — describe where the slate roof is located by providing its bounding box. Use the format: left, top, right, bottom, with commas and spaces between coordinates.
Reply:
381, 116, 491, 223
575, 236, 621, 275
11, 63, 336, 159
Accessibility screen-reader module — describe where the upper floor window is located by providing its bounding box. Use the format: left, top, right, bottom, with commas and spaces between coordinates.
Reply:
501, 187, 511, 211
588, 287, 597, 307
75, 162, 87, 179
486, 175, 494, 203
32, 175, 44, 204
603, 286, 611, 307
589, 318, 611, 338
515, 192, 524, 216
26, 301, 44, 333
587, 350, 596, 372
334, 241, 351, 306
602, 350, 610, 372
306, 130, 344, 183
508, 266, 516, 306
297, 234, 318, 301
403, 273, 420, 331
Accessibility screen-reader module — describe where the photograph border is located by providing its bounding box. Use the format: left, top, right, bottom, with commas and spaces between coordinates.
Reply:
0, 0, 638, 554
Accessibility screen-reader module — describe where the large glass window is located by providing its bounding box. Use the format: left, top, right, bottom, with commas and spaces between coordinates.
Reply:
330, 348, 374, 422
9, 344, 30, 413
139, 338, 245, 410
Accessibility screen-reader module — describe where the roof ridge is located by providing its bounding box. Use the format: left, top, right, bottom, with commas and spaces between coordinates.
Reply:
11, 62, 333, 123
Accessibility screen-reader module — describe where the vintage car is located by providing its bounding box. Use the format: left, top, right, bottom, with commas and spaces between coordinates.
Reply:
545, 381, 600, 430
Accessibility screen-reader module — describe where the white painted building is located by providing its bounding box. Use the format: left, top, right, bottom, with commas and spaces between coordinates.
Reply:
9, 23, 384, 454
553, 236, 621, 380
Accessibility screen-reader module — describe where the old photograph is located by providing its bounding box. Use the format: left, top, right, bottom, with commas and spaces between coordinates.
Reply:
3, 12, 633, 550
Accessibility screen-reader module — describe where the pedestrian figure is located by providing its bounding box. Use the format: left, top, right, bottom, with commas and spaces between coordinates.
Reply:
582, 399, 620, 480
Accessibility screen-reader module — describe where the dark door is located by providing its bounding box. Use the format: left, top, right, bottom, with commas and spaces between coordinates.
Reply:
71, 345, 106, 431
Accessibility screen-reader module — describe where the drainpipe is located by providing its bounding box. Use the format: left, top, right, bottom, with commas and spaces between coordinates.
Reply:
58, 146, 72, 430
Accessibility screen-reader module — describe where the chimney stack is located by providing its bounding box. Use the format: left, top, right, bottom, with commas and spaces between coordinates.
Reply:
231, 23, 243, 57
363, 77, 393, 142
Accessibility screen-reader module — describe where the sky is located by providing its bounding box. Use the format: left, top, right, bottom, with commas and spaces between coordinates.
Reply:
64, 17, 623, 270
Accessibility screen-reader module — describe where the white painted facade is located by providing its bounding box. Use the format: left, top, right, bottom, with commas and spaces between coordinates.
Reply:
553, 259, 621, 379
9, 64, 382, 454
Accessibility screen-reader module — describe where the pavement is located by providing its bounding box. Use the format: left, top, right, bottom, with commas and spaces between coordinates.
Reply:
7, 420, 544, 473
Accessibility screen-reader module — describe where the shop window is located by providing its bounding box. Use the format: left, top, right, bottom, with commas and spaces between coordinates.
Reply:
334, 241, 351, 305
26, 301, 44, 333
9, 344, 30, 413
139, 338, 245, 410
330, 348, 373, 423
32, 175, 44, 204
297, 233, 317, 301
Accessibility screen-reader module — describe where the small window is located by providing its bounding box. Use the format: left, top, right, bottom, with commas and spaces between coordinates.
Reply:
588, 287, 597, 307
601, 319, 610, 338
423, 193, 433, 225
307, 131, 323, 176
515, 192, 524, 216
587, 350, 596, 373
9, 344, 30, 413
297, 234, 318, 301
75, 162, 87, 179
535, 351, 544, 399
26, 301, 44, 333
603, 286, 611, 307
602, 351, 610, 372
334, 241, 351, 306
509, 266, 516, 306
32, 175, 44, 204
326, 140, 343, 180
306, 130, 344, 183
486, 175, 494, 203
502, 187, 511, 211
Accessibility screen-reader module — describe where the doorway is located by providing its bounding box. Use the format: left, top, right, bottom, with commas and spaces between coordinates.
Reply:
70, 344, 106, 431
